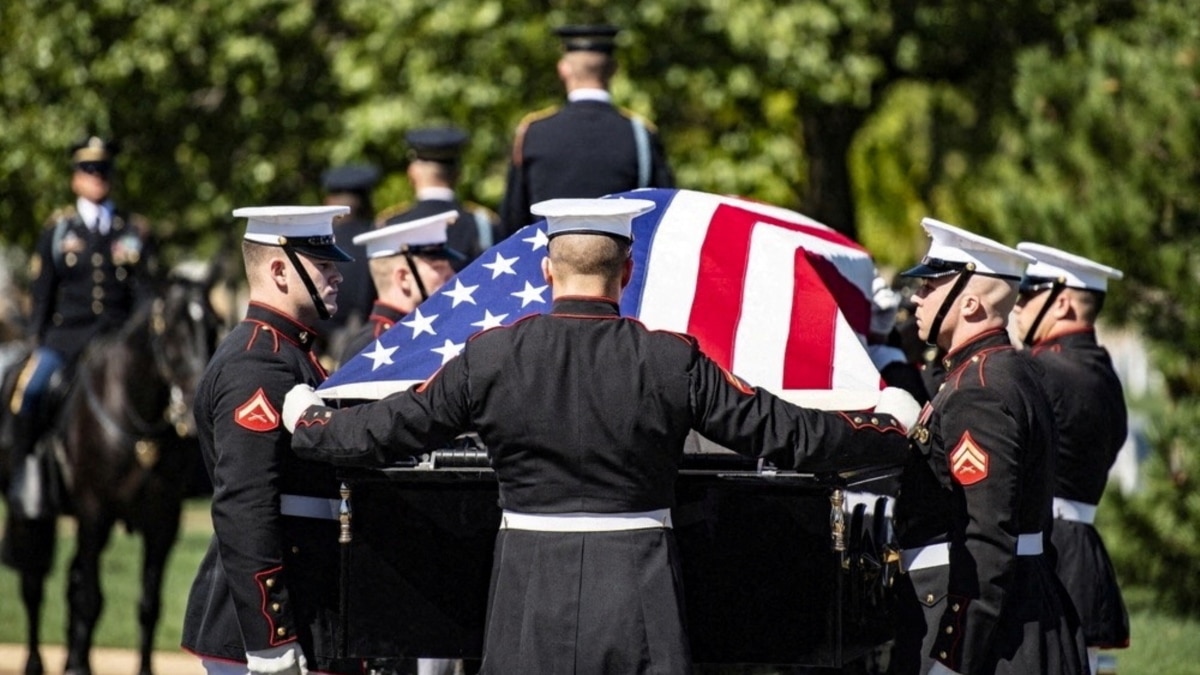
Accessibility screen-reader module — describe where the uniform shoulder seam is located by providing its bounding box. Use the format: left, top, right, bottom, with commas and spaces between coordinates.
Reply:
618, 107, 659, 133
512, 106, 561, 166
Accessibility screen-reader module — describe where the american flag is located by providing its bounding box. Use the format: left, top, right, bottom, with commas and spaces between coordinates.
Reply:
320, 189, 883, 405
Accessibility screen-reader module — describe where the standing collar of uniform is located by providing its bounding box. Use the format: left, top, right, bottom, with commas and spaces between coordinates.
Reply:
940, 328, 1012, 373
75, 198, 114, 231
551, 295, 620, 317
1033, 326, 1097, 351
368, 300, 408, 325
244, 302, 320, 351
415, 186, 457, 203
568, 88, 612, 104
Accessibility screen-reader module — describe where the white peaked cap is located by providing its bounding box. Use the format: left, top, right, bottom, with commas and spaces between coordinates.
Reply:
1017, 242, 1124, 292
903, 217, 1034, 280
234, 205, 353, 261
354, 210, 457, 259
531, 198, 656, 239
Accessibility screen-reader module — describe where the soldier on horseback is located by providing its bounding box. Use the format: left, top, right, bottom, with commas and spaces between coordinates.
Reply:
3, 135, 158, 521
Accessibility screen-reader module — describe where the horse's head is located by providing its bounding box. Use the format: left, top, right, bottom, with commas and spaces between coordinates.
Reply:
149, 262, 223, 438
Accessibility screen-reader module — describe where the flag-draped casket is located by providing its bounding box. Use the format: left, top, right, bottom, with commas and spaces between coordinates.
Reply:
317, 189, 900, 668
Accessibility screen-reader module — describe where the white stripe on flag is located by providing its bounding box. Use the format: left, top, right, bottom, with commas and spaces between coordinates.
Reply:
636, 193, 717, 332
832, 318, 883, 391
732, 226, 798, 389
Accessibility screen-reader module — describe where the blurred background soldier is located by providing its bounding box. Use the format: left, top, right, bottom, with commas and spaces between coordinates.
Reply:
337, 211, 459, 366
1014, 242, 1130, 675
892, 218, 1087, 675
316, 163, 380, 366
4, 135, 158, 519
377, 127, 496, 271
498, 25, 674, 235
867, 270, 931, 405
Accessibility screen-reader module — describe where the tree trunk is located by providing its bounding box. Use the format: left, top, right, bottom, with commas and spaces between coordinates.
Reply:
801, 104, 867, 241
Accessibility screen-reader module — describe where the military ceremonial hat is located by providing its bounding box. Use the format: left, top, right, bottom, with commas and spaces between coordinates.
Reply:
235, 205, 354, 262
321, 164, 380, 194
354, 210, 458, 260
70, 136, 119, 163
1017, 242, 1123, 293
531, 198, 654, 239
405, 127, 469, 163
554, 25, 620, 53
902, 217, 1034, 280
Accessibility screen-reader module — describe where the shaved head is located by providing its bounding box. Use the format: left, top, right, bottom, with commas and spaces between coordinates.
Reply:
968, 275, 1019, 318
547, 233, 631, 278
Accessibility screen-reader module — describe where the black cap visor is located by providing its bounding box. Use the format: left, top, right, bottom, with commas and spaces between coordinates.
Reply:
901, 256, 971, 279
406, 243, 466, 263
284, 235, 354, 262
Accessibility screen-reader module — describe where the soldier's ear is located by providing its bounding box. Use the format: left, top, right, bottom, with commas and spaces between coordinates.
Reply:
541, 256, 554, 285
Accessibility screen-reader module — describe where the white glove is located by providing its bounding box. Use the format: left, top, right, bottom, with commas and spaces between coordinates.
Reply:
875, 386, 921, 433
282, 383, 324, 433
928, 661, 962, 675
246, 643, 309, 675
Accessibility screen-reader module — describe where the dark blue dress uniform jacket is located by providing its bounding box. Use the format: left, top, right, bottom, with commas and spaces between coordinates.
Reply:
891, 329, 1087, 675
1033, 328, 1130, 648
28, 207, 157, 362
291, 296, 909, 675
499, 100, 674, 234
181, 303, 358, 673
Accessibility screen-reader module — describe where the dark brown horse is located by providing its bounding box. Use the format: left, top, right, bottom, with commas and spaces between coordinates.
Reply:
1, 264, 221, 675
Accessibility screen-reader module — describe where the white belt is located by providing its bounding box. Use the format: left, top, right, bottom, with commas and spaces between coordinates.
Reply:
1053, 497, 1097, 525
499, 509, 672, 532
901, 532, 1044, 572
280, 494, 340, 521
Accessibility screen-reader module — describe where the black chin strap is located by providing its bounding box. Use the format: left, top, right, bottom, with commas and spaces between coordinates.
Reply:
402, 249, 430, 302
282, 247, 332, 321
1022, 280, 1066, 347
925, 265, 976, 347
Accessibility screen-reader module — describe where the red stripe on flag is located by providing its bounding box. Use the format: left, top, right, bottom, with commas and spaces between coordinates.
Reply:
689, 203, 870, 375
784, 251, 839, 388
687, 204, 754, 370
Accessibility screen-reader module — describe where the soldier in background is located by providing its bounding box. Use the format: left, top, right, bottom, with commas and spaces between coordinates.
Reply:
377, 127, 496, 270
5, 135, 158, 519
499, 25, 674, 235
1014, 242, 1129, 675
337, 211, 459, 366
891, 218, 1087, 675
317, 164, 380, 366
867, 270, 930, 405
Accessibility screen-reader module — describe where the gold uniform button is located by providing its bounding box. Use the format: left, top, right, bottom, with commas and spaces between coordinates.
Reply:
92, 287, 105, 300
52, 313, 63, 326
939, 651, 948, 659
265, 577, 275, 588
272, 602, 281, 612
952, 603, 960, 612
870, 417, 879, 425
925, 593, 935, 604
91, 300, 104, 314
93, 270, 105, 283
115, 267, 128, 281
945, 625, 954, 634
91, 252, 104, 267
853, 416, 863, 424
276, 627, 287, 637
971, 355, 980, 363
65, 252, 78, 268
291, 546, 300, 554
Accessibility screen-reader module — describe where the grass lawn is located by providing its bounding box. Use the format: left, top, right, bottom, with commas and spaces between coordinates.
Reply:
0, 496, 212, 653
3, 499, 1200, 672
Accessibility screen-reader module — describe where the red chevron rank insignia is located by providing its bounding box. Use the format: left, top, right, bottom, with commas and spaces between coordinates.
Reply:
235, 387, 280, 432
949, 431, 989, 486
